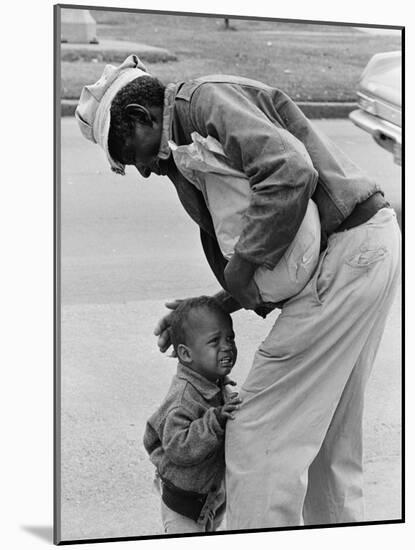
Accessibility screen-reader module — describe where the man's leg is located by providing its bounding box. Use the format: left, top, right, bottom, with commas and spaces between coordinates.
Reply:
225, 209, 400, 529
303, 298, 398, 524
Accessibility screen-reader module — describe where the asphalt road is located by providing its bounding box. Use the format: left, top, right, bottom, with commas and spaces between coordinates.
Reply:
59, 118, 402, 541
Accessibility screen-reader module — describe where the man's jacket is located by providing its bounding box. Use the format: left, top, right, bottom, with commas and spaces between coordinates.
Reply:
157, 75, 383, 307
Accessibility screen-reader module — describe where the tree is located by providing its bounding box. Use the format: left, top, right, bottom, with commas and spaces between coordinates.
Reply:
223, 18, 236, 30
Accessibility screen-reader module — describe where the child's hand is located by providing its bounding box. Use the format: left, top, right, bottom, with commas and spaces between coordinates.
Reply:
223, 376, 237, 387
217, 393, 243, 424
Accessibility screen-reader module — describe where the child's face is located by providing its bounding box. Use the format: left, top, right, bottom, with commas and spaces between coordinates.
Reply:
185, 309, 237, 383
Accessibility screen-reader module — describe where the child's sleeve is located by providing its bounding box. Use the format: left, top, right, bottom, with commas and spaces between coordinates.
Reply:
161, 406, 225, 466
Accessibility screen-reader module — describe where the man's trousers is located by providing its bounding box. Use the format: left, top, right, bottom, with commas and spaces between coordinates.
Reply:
225, 208, 401, 528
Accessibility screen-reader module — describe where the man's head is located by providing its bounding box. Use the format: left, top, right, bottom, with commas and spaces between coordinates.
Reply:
170, 297, 237, 383
108, 75, 165, 178
75, 54, 166, 177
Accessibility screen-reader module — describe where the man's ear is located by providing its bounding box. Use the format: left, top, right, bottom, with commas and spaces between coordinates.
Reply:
125, 104, 153, 127
177, 344, 192, 365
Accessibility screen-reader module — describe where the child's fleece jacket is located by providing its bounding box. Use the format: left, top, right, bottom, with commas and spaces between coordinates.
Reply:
143, 363, 228, 495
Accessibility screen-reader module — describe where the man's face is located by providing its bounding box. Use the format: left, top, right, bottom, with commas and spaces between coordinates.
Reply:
185, 308, 237, 383
121, 120, 163, 178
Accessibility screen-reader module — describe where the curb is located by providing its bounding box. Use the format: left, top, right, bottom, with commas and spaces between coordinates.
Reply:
61, 99, 357, 119
61, 40, 177, 63
298, 102, 357, 119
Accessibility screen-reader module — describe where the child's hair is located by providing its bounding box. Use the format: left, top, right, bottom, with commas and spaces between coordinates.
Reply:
108, 75, 165, 163
169, 296, 231, 353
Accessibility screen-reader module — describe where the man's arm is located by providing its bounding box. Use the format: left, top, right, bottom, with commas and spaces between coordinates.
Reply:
199, 226, 260, 310
211, 289, 241, 314
191, 82, 319, 271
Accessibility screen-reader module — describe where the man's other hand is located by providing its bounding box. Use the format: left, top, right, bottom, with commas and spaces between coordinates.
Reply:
224, 254, 261, 310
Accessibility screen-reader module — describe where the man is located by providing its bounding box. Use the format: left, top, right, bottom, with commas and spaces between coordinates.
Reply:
76, 55, 401, 528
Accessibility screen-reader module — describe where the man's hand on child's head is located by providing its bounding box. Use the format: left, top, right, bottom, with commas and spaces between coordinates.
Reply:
217, 393, 242, 424
153, 299, 184, 356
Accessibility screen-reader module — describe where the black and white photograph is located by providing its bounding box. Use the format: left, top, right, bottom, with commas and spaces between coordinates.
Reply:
54, 2, 403, 545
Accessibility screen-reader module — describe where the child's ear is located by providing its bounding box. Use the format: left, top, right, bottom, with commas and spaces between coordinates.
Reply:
177, 344, 192, 365
125, 104, 153, 127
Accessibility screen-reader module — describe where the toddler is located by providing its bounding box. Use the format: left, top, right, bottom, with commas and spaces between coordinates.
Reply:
143, 296, 241, 533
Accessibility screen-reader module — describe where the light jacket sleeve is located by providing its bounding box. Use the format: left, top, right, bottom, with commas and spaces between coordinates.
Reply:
162, 406, 224, 467
190, 83, 319, 269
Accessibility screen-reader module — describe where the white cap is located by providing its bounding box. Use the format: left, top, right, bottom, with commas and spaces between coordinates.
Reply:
75, 54, 148, 174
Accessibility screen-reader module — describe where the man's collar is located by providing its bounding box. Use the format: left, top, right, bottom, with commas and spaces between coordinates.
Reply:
176, 363, 222, 400
157, 83, 178, 161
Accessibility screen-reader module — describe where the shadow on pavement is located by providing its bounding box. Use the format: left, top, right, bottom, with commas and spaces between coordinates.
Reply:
21, 525, 53, 543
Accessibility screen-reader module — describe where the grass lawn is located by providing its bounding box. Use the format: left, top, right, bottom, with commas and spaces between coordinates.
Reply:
60, 10, 401, 102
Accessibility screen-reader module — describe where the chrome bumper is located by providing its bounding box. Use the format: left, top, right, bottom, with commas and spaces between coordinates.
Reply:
349, 109, 402, 164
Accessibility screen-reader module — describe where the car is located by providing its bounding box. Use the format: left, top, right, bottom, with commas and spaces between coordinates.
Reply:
349, 51, 402, 165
